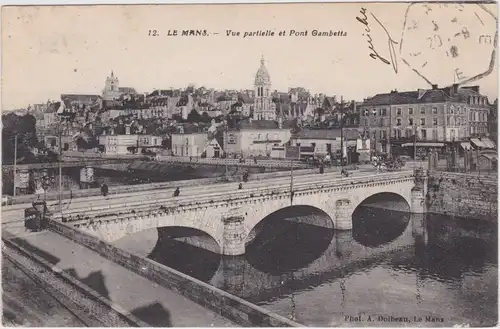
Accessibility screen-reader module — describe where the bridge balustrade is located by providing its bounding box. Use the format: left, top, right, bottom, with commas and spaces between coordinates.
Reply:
60, 171, 415, 224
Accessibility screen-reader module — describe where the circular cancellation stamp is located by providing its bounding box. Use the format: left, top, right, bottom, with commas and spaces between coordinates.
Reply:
399, 3, 498, 87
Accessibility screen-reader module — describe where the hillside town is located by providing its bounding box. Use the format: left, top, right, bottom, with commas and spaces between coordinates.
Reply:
3, 56, 498, 168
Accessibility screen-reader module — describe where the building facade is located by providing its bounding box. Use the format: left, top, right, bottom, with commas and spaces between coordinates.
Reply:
99, 134, 139, 155
223, 119, 292, 157
358, 85, 491, 154
171, 133, 209, 157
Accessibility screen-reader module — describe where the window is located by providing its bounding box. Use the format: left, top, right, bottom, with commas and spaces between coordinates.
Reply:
420, 107, 425, 114
381, 108, 387, 116
397, 118, 402, 126
420, 118, 426, 126
432, 129, 438, 140
409, 108, 413, 115
397, 108, 402, 115
409, 118, 414, 126
382, 130, 387, 139
432, 107, 438, 114
433, 118, 438, 126
421, 129, 427, 139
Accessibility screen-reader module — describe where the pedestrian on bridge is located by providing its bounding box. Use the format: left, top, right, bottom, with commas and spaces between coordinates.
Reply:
238, 183, 243, 190
101, 183, 109, 197
173, 187, 180, 197
242, 170, 249, 182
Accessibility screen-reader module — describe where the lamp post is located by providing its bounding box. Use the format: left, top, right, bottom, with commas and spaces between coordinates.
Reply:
340, 96, 344, 169
413, 124, 418, 161
13, 134, 18, 197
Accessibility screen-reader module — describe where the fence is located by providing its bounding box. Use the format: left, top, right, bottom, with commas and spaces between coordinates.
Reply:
156, 155, 311, 169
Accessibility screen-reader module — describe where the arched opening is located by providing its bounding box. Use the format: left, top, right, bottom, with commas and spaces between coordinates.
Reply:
114, 226, 221, 282
245, 205, 334, 275
352, 193, 410, 248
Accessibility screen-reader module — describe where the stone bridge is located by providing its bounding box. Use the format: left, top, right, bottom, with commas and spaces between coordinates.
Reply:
207, 213, 428, 303
66, 169, 428, 255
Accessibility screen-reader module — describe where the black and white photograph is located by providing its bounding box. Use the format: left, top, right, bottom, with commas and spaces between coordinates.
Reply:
1, 2, 498, 327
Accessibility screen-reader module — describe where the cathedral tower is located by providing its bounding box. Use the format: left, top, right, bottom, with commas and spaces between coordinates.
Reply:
253, 56, 275, 120
103, 70, 120, 101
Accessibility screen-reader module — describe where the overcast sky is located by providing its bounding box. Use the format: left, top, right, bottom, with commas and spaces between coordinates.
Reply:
2, 2, 498, 110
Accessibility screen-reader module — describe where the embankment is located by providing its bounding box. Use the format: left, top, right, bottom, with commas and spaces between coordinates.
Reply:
48, 219, 301, 327
426, 171, 497, 221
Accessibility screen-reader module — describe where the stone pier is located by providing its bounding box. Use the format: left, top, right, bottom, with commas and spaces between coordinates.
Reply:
335, 199, 352, 230
222, 215, 246, 256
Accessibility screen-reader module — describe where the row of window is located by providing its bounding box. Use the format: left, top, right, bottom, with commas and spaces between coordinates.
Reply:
364, 113, 486, 127
369, 128, 483, 141
469, 96, 488, 106
362, 105, 486, 117
470, 111, 488, 122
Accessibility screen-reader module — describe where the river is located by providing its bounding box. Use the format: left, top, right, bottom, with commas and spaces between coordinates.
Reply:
115, 206, 497, 327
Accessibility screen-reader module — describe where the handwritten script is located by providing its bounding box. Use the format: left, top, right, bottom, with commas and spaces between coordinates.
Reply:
356, 8, 399, 73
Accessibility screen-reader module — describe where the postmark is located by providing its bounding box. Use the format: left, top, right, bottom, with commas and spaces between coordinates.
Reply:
399, 3, 498, 87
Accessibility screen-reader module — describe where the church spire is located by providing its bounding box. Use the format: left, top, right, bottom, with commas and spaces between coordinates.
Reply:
111, 70, 114, 78
261, 54, 265, 66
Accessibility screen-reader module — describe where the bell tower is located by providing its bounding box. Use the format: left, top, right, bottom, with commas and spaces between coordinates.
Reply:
253, 55, 274, 120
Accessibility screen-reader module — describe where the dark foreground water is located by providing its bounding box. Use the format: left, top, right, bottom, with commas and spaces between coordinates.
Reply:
116, 206, 498, 327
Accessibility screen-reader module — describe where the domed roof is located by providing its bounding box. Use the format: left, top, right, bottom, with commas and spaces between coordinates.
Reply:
254, 55, 271, 85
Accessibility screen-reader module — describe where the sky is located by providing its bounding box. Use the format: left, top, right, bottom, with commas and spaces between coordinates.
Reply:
2, 2, 498, 110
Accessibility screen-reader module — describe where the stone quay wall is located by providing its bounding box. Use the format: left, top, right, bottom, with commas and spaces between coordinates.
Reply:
48, 219, 301, 327
426, 171, 498, 221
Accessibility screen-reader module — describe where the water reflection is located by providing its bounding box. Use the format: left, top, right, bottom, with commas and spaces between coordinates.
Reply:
246, 206, 334, 275
139, 208, 496, 327
352, 206, 410, 247
148, 227, 221, 282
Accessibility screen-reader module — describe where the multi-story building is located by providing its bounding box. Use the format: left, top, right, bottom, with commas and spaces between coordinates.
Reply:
358, 84, 491, 155
99, 134, 139, 155
290, 128, 360, 159
223, 118, 293, 157
171, 132, 209, 157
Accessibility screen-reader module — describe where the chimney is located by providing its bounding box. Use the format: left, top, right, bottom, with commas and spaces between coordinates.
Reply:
451, 83, 459, 96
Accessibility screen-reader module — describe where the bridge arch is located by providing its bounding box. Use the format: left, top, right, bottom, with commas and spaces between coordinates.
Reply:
79, 209, 226, 253
244, 204, 335, 275
243, 200, 335, 242
351, 192, 411, 248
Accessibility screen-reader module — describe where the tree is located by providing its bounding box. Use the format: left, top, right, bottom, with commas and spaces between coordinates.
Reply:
172, 114, 183, 122
187, 109, 202, 123
2, 113, 38, 164
201, 112, 211, 123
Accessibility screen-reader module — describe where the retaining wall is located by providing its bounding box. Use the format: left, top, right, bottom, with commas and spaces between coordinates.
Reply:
426, 171, 498, 221
48, 219, 301, 327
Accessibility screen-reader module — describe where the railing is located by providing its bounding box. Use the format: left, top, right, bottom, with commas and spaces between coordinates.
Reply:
156, 155, 312, 168
60, 171, 415, 223
1, 158, 135, 171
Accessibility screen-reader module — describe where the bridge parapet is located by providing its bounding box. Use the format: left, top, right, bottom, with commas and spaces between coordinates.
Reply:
60, 170, 422, 255
60, 171, 415, 223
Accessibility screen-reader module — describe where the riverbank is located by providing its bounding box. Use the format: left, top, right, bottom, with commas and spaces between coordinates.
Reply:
2, 221, 237, 327
426, 171, 498, 221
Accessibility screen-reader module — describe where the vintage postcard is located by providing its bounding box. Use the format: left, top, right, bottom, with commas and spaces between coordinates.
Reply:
1, 2, 498, 327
